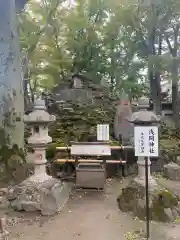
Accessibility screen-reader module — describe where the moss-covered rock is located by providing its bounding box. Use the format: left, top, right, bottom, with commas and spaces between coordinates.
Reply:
117, 178, 179, 222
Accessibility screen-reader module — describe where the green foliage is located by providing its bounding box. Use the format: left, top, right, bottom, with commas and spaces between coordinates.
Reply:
19, 0, 149, 100
0, 144, 25, 162
19, 0, 180, 120
49, 99, 116, 145
0, 119, 27, 183
19, 0, 66, 98
0, 144, 26, 182
160, 120, 180, 159
160, 120, 178, 140
46, 144, 57, 161
109, 140, 120, 146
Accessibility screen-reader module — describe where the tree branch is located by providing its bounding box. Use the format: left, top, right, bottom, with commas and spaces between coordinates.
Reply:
165, 35, 173, 54
173, 24, 180, 52
131, 14, 148, 53
164, 24, 180, 56
158, 33, 162, 55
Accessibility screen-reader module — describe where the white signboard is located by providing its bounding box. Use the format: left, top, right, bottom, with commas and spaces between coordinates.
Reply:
97, 124, 109, 141
71, 144, 111, 156
134, 126, 159, 157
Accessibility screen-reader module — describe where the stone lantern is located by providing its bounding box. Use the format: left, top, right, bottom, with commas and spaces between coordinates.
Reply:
126, 97, 160, 184
10, 99, 72, 216
24, 99, 56, 181
117, 98, 179, 224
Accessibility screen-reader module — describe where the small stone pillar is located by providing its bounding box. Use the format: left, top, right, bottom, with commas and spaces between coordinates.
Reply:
24, 99, 56, 181
127, 97, 160, 185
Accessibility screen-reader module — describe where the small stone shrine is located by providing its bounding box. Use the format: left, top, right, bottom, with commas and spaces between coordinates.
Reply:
52, 73, 94, 105
117, 98, 180, 222
9, 99, 72, 216
51, 73, 111, 109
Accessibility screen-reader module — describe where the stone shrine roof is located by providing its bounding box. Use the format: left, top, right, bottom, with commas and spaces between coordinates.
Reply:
52, 73, 108, 104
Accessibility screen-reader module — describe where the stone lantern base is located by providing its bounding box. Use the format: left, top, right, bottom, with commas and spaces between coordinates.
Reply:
117, 178, 180, 222
9, 176, 73, 216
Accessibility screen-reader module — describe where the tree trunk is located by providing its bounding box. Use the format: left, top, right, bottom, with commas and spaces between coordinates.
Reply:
171, 55, 179, 128
165, 26, 180, 129
0, 1, 24, 148
148, 40, 161, 115
148, 3, 161, 115
150, 71, 161, 115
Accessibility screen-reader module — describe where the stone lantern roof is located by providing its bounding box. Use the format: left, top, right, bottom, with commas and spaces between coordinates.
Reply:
24, 99, 56, 124
126, 97, 160, 124
126, 110, 160, 124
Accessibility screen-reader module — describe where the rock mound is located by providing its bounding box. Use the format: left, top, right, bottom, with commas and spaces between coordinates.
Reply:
117, 178, 180, 222
0, 177, 73, 216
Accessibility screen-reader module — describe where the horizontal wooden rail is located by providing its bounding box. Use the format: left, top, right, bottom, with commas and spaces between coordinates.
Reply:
55, 159, 126, 164
56, 145, 133, 151
56, 147, 70, 150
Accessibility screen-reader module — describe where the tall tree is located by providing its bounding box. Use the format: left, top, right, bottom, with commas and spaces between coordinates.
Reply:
0, 0, 28, 148
161, 0, 180, 125
20, 0, 157, 101
19, 0, 66, 101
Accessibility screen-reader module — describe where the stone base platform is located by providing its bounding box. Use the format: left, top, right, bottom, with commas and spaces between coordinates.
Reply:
117, 177, 180, 222
8, 174, 73, 216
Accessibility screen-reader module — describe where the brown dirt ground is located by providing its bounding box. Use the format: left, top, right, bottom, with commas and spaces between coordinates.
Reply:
2, 178, 180, 240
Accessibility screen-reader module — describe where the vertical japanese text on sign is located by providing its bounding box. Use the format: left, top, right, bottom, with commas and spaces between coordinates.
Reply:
134, 126, 158, 157
148, 128, 155, 154
140, 132, 145, 154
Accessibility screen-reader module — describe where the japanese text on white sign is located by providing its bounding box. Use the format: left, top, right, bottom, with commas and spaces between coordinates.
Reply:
97, 124, 109, 141
134, 126, 158, 157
